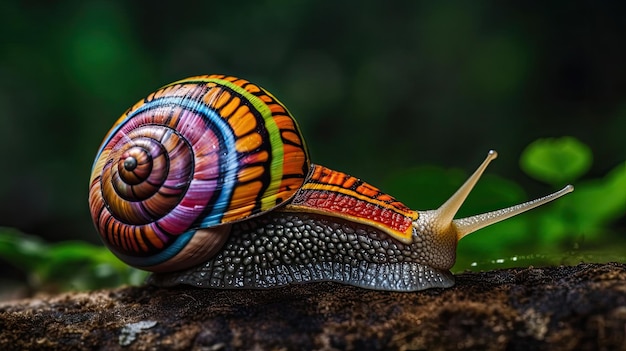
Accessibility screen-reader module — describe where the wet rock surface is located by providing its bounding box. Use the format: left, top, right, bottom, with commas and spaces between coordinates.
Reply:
0, 263, 625, 350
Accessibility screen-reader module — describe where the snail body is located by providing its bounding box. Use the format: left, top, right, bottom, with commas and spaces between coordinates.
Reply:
89, 75, 573, 291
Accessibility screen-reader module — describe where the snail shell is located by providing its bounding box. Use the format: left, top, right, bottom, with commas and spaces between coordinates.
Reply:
89, 75, 310, 272
89, 74, 574, 291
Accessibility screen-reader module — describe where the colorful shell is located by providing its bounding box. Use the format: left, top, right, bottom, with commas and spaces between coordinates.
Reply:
88, 75, 310, 271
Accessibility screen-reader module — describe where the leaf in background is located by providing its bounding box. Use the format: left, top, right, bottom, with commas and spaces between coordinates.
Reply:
565, 161, 626, 234
0, 228, 147, 291
520, 137, 592, 185
0, 228, 48, 271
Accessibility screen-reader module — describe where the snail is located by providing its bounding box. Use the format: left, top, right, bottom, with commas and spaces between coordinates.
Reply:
89, 74, 573, 291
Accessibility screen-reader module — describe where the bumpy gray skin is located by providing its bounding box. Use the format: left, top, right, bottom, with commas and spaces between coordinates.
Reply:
149, 211, 456, 291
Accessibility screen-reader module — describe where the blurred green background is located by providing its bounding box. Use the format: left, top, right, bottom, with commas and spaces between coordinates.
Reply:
1, 1, 625, 291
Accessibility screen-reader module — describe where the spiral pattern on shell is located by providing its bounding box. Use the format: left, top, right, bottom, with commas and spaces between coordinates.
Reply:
89, 75, 310, 272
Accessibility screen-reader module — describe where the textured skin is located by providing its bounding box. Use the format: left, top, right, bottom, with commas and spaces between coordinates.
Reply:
149, 211, 455, 291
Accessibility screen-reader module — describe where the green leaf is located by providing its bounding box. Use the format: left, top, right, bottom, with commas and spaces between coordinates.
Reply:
565, 161, 626, 233
520, 137, 592, 185
0, 228, 48, 271
0, 228, 147, 291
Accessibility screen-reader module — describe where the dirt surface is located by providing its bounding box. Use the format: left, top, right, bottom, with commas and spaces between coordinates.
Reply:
0, 262, 625, 350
